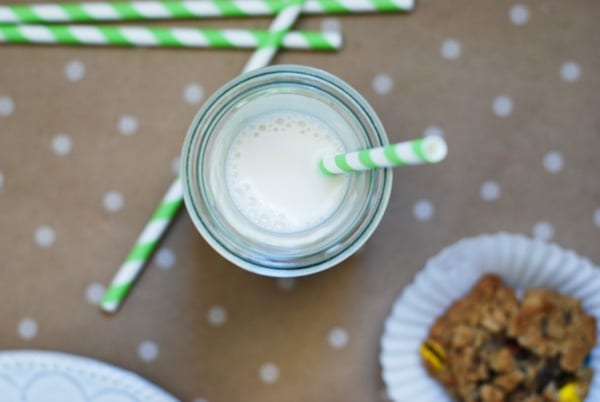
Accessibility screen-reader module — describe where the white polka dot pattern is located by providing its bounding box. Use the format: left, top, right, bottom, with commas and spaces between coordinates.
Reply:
413, 200, 434, 221
207, 305, 227, 326
533, 221, 554, 241
0, 95, 15, 117
259, 363, 279, 384
493, 95, 513, 117
320, 18, 341, 32
137, 341, 159, 362
277, 278, 296, 291
103, 191, 124, 212
440, 39, 461, 60
480, 181, 501, 202
52, 134, 72, 156
34, 225, 55, 248
543, 151, 564, 173
18, 318, 38, 340
64, 59, 86, 82
154, 248, 175, 270
560, 61, 581, 82
183, 83, 205, 105
424, 125, 444, 138
118, 115, 138, 136
327, 327, 349, 349
509, 4, 529, 26
171, 155, 180, 175
85, 283, 106, 305
372, 74, 393, 95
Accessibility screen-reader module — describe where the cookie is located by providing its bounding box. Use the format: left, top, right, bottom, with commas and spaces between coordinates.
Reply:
420, 274, 596, 402
508, 289, 596, 371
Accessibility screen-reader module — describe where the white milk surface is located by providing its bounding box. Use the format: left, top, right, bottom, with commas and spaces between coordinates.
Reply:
226, 111, 348, 233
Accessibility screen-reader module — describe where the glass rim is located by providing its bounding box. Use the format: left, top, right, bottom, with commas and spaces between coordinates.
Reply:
181, 65, 393, 277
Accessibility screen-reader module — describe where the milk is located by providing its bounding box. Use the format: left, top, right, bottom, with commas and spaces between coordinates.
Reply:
226, 111, 348, 233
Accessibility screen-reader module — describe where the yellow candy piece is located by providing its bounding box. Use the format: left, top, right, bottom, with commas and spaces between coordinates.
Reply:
559, 383, 581, 402
419, 340, 446, 372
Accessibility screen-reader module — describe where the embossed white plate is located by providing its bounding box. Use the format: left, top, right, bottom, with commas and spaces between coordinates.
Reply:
0, 350, 179, 402
380, 233, 600, 402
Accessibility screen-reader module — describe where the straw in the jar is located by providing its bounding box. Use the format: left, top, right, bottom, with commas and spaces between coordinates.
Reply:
319, 136, 448, 175
0, 25, 342, 50
0, 0, 415, 24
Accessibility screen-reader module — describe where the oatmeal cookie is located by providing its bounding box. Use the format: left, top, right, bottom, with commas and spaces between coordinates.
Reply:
420, 274, 596, 402
508, 289, 596, 371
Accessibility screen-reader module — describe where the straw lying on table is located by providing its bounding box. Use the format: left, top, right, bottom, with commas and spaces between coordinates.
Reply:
0, 0, 414, 23
244, 0, 305, 70
0, 25, 342, 49
100, 0, 307, 314
319, 137, 448, 175
100, 180, 183, 313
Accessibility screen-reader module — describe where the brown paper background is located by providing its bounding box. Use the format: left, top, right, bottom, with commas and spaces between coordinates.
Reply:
1, 0, 599, 401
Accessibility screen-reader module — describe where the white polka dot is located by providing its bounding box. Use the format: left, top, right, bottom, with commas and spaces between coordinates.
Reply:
493, 95, 513, 117
18, 318, 38, 340
64, 60, 86, 82
207, 305, 227, 327
103, 190, 124, 213
543, 151, 564, 173
560, 61, 581, 82
259, 363, 279, 384
183, 83, 205, 105
118, 115, 138, 136
0, 170, 4, 190
413, 199, 434, 221
85, 283, 105, 305
137, 340, 159, 362
51, 134, 72, 156
509, 4, 530, 26
155, 248, 175, 270
0, 95, 15, 117
424, 125, 444, 139
320, 18, 341, 32
440, 39, 461, 60
480, 181, 501, 202
34, 225, 56, 248
533, 221, 554, 241
372, 74, 393, 96
277, 278, 296, 291
327, 327, 349, 349
172, 155, 181, 175
593, 208, 600, 228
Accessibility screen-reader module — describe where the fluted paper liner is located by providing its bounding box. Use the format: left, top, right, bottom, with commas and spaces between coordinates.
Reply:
380, 233, 600, 402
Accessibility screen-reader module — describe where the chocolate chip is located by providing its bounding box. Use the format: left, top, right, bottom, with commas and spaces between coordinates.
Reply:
540, 316, 549, 337
535, 359, 561, 393
564, 310, 572, 325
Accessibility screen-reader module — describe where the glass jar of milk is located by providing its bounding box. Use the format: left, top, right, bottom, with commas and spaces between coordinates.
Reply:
181, 65, 392, 277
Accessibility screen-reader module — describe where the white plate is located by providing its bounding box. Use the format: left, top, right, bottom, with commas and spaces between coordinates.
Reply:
0, 350, 179, 402
380, 233, 600, 402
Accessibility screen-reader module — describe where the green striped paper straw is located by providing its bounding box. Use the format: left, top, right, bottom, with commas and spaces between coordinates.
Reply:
0, 24, 342, 50
0, 0, 414, 24
100, 179, 182, 313
319, 136, 448, 175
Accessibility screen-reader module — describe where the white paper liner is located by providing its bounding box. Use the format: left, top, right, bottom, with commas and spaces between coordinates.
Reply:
380, 232, 600, 402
